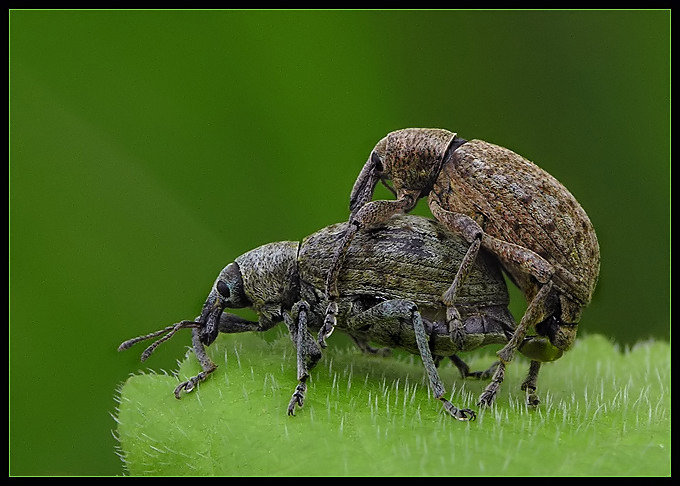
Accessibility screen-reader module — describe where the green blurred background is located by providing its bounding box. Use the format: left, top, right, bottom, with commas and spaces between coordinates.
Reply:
10, 10, 669, 476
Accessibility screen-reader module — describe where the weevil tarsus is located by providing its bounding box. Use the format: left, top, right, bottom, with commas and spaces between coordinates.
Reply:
521, 360, 542, 407
174, 327, 218, 399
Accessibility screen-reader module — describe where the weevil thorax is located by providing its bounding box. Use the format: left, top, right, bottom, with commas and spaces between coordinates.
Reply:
376, 128, 458, 199
234, 241, 300, 313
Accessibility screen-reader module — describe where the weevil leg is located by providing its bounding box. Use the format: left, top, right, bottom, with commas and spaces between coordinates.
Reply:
173, 313, 274, 399
412, 307, 476, 421
521, 360, 542, 407
429, 197, 555, 290
444, 237, 482, 346
321, 194, 417, 347
450, 355, 500, 381
347, 299, 475, 421
449, 354, 471, 379
284, 301, 322, 416
174, 327, 218, 399
477, 362, 505, 407
217, 312, 265, 333
348, 334, 392, 357
428, 199, 486, 343
478, 281, 554, 407
498, 280, 554, 363
348, 151, 382, 215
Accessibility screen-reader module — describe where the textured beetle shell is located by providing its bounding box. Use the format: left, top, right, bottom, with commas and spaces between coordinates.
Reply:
297, 215, 515, 354
300, 215, 508, 308
430, 139, 600, 306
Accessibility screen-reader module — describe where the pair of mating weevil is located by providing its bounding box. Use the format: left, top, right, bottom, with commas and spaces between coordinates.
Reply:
120, 128, 600, 421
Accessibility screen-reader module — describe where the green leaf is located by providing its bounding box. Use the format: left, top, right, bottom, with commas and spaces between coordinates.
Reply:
114, 332, 670, 476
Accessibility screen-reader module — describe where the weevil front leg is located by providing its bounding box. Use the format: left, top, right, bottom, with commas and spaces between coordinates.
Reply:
284, 301, 322, 415
321, 193, 418, 347
174, 327, 218, 398
347, 299, 475, 421
174, 312, 276, 399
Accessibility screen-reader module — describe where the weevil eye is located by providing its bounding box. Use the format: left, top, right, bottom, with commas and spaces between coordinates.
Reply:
214, 262, 250, 309
216, 280, 230, 298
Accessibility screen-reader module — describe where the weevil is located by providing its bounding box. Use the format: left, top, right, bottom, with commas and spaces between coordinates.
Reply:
119, 215, 563, 421
323, 128, 600, 406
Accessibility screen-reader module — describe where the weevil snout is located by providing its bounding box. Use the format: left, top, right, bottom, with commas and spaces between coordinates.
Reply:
197, 294, 223, 346
199, 262, 250, 345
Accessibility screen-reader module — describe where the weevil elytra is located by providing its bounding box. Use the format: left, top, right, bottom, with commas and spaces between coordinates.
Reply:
119, 215, 563, 421
323, 128, 600, 406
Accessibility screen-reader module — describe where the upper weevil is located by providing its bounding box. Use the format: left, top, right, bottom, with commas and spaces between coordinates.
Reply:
119, 215, 562, 420
323, 128, 600, 406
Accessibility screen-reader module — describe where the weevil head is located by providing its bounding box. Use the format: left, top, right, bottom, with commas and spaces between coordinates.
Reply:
198, 241, 300, 346
372, 128, 463, 198
198, 262, 250, 345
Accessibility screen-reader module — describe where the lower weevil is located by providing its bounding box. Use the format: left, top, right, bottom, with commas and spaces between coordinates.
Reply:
120, 215, 563, 420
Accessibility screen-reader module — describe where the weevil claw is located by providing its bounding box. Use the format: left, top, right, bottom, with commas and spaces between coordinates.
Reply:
174, 380, 193, 399
521, 385, 541, 407
440, 398, 477, 421
287, 382, 307, 416
173, 367, 217, 399
457, 408, 477, 421
318, 302, 338, 348
477, 388, 498, 407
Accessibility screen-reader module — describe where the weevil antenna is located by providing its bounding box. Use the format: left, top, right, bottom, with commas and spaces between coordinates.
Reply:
118, 320, 200, 360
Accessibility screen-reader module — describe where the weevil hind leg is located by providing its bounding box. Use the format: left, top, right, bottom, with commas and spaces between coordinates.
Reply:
412, 310, 476, 421
450, 354, 500, 381
348, 334, 392, 357
520, 360, 542, 407
347, 299, 476, 421
478, 282, 554, 407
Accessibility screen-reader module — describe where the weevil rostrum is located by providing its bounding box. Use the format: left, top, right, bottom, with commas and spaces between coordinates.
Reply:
323, 128, 600, 406
120, 215, 564, 421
